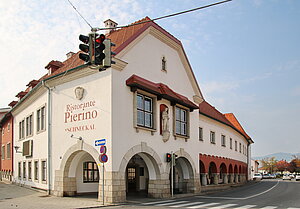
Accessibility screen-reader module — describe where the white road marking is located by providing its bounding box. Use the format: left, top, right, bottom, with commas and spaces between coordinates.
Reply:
260, 207, 277, 209
142, 200, 176, 205
155, 200, 189, 206
287, 208, 300, 209
210, 203, 238, 209
236, 205, 257, 209
187, 202, 219, 209
196, 180, 280, 200
170, 202, 204, 208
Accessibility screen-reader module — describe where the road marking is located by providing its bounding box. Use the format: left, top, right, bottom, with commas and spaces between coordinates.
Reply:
187, 202, 219, 208
170, 202, 204, 208
236, 205, 257, 209
260, 207, 277, 209
142, 200, 176, 205
287, 208, 300, 209
244, 180, 280, 199
196, 180, 280, 200
155, 200, 188, 206
209, 203, 238, 209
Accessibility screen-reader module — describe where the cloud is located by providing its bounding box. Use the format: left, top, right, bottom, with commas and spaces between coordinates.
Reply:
202, 80, 239, 94
0, 0, 145, 107
291, 86, 300, 96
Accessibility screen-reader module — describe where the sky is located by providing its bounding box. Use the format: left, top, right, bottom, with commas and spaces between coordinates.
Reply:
0, 0, 299, 157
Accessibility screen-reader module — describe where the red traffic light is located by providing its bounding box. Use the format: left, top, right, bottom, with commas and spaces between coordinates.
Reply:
166, 153, 172, 162
95, 34, 105, 43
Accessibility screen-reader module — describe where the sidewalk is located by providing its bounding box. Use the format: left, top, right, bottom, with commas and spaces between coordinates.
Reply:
0, 182, 116, 209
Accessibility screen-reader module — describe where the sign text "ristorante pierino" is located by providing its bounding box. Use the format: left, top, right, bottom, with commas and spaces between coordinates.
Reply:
64, 100, 98, 123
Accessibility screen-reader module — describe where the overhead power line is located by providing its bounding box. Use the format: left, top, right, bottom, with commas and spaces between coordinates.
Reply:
66, 0, 93, 29
94, 0, 233, 31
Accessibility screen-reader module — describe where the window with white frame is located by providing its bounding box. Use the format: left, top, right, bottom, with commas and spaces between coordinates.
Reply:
34, 161, 39, 181
136, 94, 153, 129
230, 138, 233, 149
221, 135, 226, 147
26, 114, 33, 137
41, 160, 47, 182
210, 131, 215, 144
18, 162, 21, 178
23, 161, 26, 180
6, 143, 11, 159
37, 106, 46, 132
239, 143, 242, 153
28, 161, 32, 180
19, 119, 25, 139
199, 127, 203, 141
235, 140, 237, 151
175, 106, 188, 136
83, 162, 99, 183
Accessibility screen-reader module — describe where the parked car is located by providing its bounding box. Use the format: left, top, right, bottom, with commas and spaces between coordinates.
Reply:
295, 174, 300, 181
283, 174, 291, 180
270, 174, 276, 179
253, 173, 262, 180
262, 174, 271, 179
289, 174, 295, 179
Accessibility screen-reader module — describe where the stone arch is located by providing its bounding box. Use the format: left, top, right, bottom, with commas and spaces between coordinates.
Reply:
54, 140, 100, 197
119, 142, 163, 180
234, 165, 238, 174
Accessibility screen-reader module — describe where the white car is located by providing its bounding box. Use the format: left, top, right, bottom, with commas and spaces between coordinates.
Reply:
295, 174, 300, 181
253, 173, 262, 180
282, 174, 291, 180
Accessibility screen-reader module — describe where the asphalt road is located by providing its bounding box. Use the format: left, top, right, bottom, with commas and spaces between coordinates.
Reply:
123, 179, 300, 209
0, 179, 299, 209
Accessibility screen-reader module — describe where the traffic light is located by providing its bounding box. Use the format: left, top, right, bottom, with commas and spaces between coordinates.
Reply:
94, 33, 106, 65
79, 34, 91, 64
166, 153, 172, 162
172, 153, 178, 166
103, 39, 116, 68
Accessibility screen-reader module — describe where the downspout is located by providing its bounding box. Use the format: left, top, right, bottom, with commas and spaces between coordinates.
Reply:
247, 143, 250, 181
42, 80, 52, 195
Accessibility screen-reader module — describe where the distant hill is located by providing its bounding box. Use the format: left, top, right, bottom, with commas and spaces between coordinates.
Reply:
253, 152, 300, 162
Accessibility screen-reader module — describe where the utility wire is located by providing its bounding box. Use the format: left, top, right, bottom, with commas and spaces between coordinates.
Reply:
94, 0, 232, 31
66, 0, 93, 29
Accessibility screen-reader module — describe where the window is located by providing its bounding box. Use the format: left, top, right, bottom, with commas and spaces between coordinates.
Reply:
23, 161, 26, 180
137, 94, 153, 129
83, 162, 99, 183
18, 162, 21, 178
235, 140, 237, 151
239, 143, 242, 153
41, 160, 47, 182
8, 123, 10, 132
162, 56, 167, 71
175, 107, 188, 136
34, 161, 39, 181
6, 143, 11, 159
199, 127, 203, 141
19, 119, 25, 139
210, 131, 215, 144
37, 106, 46, 132
26, 114, 33, 137
230, 138, 233, 149
28, 161, 32, 180
221, 135, 226, 147
1, 145, 5, 159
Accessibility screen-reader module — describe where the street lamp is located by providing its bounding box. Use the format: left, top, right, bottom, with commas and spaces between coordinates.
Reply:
13, 146, 22, 154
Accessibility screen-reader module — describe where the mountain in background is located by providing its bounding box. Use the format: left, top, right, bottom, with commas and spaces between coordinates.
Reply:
253, 152, 300, 162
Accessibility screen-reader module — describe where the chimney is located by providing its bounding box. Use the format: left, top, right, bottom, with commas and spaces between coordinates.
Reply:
104, 19, 118, 33
66, 52, 75, 59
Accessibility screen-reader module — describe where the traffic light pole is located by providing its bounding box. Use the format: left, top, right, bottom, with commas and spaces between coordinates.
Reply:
171, 151, 174, 197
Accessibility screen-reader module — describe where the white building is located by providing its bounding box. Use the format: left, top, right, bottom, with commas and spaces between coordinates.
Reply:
11, 17, 253, 203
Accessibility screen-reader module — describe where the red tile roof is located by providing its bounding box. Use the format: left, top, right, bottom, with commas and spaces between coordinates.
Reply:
199, 101, 252, 143
126, 74, 198, 110
224, 113, 252, 142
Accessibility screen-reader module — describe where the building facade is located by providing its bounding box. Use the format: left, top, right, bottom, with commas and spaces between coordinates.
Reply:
3, 17, 253, 203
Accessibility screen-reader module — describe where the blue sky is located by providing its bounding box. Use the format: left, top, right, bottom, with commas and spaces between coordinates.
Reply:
0, 0, 299, 157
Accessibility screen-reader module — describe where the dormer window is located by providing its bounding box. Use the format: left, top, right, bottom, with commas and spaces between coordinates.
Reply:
162, 56, 167, 71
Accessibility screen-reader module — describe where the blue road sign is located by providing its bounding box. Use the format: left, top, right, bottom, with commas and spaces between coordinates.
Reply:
95, 139, 106, 146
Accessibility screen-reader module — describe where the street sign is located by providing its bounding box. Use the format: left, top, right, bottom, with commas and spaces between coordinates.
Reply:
99, 154, 108, 163
100, 145, 107, 154
95, 139, 106, 146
